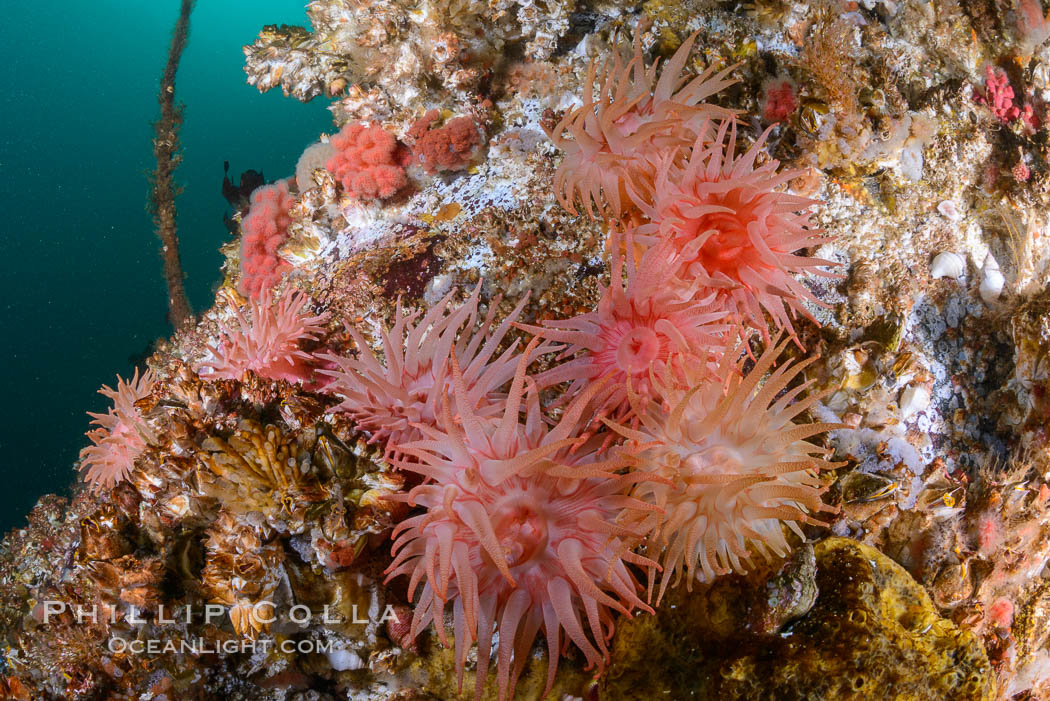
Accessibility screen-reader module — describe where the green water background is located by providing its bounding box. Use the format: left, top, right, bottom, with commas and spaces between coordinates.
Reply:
0, 1, 333, 533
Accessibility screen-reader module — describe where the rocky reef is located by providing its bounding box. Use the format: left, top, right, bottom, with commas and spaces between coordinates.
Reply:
6, 0, 1050, 699
601, 538, 992, 700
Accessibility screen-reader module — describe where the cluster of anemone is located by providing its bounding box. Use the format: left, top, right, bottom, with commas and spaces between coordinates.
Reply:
309, 26, 840, 700
547, 28, 837, 341
76, 21, 846, 701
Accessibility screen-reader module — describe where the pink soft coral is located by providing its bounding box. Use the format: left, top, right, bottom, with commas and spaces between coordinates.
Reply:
611, 338, 842, 602
408, 110, 483, 174
547, 29, 736, 219
385, 349, 654, 700
636, 121, 837, 338
240, 180, 294, 300
198, 288, 328, 384
326, 122, 411, 200
975, 66, 1022, 122
517, 231, 729, 424
974, 65, 1038, 129
79, 369, 157, 490
319, 287, 549, 460
760, 77, 798, 123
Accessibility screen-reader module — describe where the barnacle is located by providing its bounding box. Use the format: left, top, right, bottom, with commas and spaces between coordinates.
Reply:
201, 511, 285, 639
77, 506, 133, 562
198, 419, 327, 534
310, 488, 368, 569
84, 555, 166, 613
243, 23, 349, 102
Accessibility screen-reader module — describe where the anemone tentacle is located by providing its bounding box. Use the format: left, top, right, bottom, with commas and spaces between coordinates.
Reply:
320, 286, 556, 462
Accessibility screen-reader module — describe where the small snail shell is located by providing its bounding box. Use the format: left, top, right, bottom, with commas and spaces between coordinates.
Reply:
979, 252, 1004, 303
930, 252, 965, 279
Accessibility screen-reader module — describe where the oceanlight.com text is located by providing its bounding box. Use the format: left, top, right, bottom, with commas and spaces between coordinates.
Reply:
108, 637, 338, 655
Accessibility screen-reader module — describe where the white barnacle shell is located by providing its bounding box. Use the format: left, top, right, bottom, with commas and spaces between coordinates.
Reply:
979, 252, 1005, 303
936, 200, 962, 221
930, 252, 965, 279
900, 384, 930, 419
162, 494, 192, 518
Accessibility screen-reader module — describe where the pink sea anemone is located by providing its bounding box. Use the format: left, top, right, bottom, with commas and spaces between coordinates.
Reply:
385, 348, 654, 700
517, 231, 729, 425
319, 286, 550, 461
198, 288, 328, 385
326, 122, 412, 200
79, 368, 157, 490
547, 28, 736, 219
240, 180, 295, 300
611, 337, 843, 602
636, 121, 838, 338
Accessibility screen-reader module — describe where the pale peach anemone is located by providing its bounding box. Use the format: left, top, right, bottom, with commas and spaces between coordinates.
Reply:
517, 231, 732, 427
635, 120, 839, 339
198, 287, 329, 385
319, 286, 553, 462
610, 337, 844, 604
80, 368, 158, 490
546, 27, 737, 220
385, 345, 656, 701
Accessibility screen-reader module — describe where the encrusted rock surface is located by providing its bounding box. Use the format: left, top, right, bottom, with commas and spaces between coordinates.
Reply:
600, 537, 992, 700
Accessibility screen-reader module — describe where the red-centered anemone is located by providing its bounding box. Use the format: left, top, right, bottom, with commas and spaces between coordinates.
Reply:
319, 286, 551, 461
385, 346, 655, 701
517, 230, 730, 425
611, 337, 844, 603
546, 28, 737, 219
198, 288, 328, 385
80, 368, 157, 490
636, 120, 838, 338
